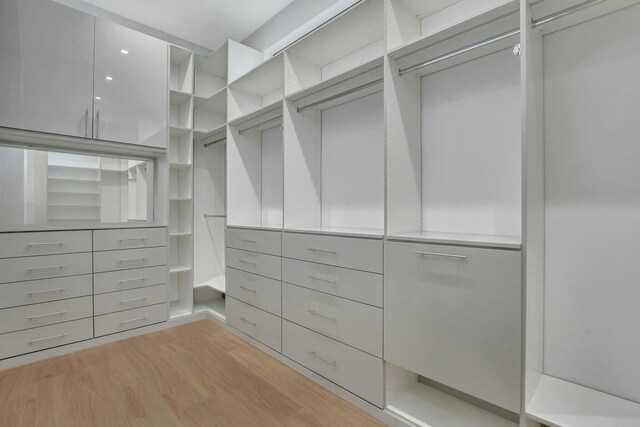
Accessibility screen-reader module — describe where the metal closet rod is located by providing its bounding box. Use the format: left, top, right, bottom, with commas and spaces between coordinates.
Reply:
238, 115, 283, 135
398, 0, 606, 76
204, 137, 226, 148
204, 214, 226, 218
297, 78, 384, 113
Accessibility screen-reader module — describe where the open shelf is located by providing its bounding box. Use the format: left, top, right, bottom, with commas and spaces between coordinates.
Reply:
194, 47, 227, 99
169, 127, 192, 166
169, 90, 193, 130
284, 0, 384, 96
170, 45, 193, 93
169, 167, 192, 201
193, 88, 227, 136
193, 295, 225, 321
168, 197, 192, 234
169, 300, 192, 319
194, 275, 225, 294
169, 265, 192, 274
228, 54, 283, 122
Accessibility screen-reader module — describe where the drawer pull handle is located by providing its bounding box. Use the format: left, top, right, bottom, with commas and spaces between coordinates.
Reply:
27, 265, 66, 272
414, 251, 467, 260
239, 260, 257, 266
239, 317, 256, 326
308, 275, 336, 285
239, 239, 257, 243
239, 285, 257, 293
118, 277, 147, 285
28, 287, 67, 296
29, 333, 67, 345
28, 310, 68, 321
118, 237, 147, 242
308, 309, 336, 322
120, 316, 147, 326
308, 248, 336, 255
118, 257, 148, 264
309, 351, 336, 367
119, 297, 147, 304
27, 242, 67, 248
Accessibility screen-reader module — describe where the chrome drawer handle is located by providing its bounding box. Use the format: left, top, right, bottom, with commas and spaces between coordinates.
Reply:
28, 310, 67, 321
308, 248, 336, 254
119, 297, 147, 304
239, 317, 256, 326
239, 239, 257, 243
308, 275, 336, 284
29, 333, 67, 345
308, 309, 336, 322
118, 277, 147, 285
120, 316, 147, 326
239, 260, 257, 266
28, 287, 67, 296
118, 257, 148, 264
27, 242, 67, 248
414, 251, 467, 260
239, 285, 257, 293
309, 351, 336, 366
118, 237, 147, 242
27, 265, 66, 272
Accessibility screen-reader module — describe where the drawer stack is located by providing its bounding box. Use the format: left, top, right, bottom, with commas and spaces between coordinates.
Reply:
93, 228, 169, 337
281, 232, 384, 407
225, 228, 282, 352
0, 231, 94, 359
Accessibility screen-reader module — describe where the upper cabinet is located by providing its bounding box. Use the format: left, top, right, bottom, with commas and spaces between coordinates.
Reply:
0, 0, 94, 138
93, 20, 167, 148
0, 0, 167, 149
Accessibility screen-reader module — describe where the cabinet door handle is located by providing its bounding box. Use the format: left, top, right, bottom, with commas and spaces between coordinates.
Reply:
84, 108, 89, 137
309, 351, 336, 366
308, 248, 336, 254
414, 251, 467, 260
239, 317, 256, 326
308, 275, 336, 284
27, 265, 66, 272
27, 287, 67, 296
118, 237, 147, 242
118, 257, 147, 264
28, 310, 67, 321
29, 333, 67, 345
239, 260, 256, 266
120, 316, 147, 326
118, 277, 147, 285
239, 239, 257, 243
239, 285, 256, 293
119, 297, 147, 305
27, 242, 67, 248
308, 309, 336, 322
96, 110, 100, 139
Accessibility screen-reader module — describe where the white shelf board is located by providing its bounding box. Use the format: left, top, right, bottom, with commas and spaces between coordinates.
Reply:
47, 177, 100, 183
169, 301, 191, 319
388, 382, 517, 427
194, 123, 226, 141
169, 231, 192, 237
228, 53, 282, 94
170, 126, 192, 137
193, 87, 227, 108
526, 375, 640, 427
386, 231, 521, 250
285, 226, 384, 239
170, 162, 192, 170
227, 223, 283, 232
169, 265, 192, 274
194, 298, 225, 321
227, 101, 282, 128
194, 275, 225, 294
169, 89, 192, 105
48, 190, 100, 195
169, 196, 192, 202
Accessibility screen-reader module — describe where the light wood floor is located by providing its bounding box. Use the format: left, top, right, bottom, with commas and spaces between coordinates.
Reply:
0, 320, 385, 426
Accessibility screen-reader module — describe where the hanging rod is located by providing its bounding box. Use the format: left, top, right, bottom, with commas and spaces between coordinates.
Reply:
204, 137, 226, 148
204, 214, 226, 218
238, 115, 283, 135
297, 78, 384, 113
398, 0, 606, 76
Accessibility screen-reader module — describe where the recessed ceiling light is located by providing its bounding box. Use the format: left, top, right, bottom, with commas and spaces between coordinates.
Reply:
105, 76, 113, 81
95, 96, 101, 100
120, 49, 129, 54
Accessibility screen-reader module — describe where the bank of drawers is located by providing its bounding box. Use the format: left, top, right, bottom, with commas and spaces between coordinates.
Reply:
226, 228, 282, 352
281, 232, 384, 407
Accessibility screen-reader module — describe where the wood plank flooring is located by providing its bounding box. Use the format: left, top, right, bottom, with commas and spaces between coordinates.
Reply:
0, 320, 385, 426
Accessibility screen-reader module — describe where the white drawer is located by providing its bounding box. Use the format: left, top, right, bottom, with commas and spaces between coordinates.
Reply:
282, 320, 383, 407
0, 318, 93, 360
227, 297, 282, 352
0, 230, 91, 259
226, 248, 281, 280
282, 283, 382, 357
93, 247, 167, 273
94, 303, 168, 337
0, 296, 92, 335
94, 285, 167, 316
0, 274, 92, 309
93, 227, 167, 251
282, 232, 382, 273
0, 252, 92, 284
384, 241, 522, 413
94, 266, 168, 294
226, 268, 281, 316
226, 228, 282, 256
282, 258, 382, 307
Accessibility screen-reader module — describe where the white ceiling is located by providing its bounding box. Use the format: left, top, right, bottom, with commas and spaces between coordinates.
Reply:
56, 0, 295, 53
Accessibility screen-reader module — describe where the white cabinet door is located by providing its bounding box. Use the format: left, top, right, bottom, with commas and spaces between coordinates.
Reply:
93, 20, 167, 148
0, 0, 94, 137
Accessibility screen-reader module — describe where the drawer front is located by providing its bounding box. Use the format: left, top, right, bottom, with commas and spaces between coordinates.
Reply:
94, 303, 167, 337
94, 266, 168, 294
226, 268, 281, 316
282, 258, 382, 307
0, 231, 91, 259
0, 253, 92, 284
0, 318, 93, 360
93, 227, 167, 251
0, 296, 92, 335
94, 285, 167, 316
0, 274, 92, 309
227, 297, 282, 352
282, 283, 382, 357
226, 248, 281, 280
282, 233, 382, 273
282, 320, 383, 407
226, 228, 281, 256
384, 241, 522, 413
93, 247, 167, 273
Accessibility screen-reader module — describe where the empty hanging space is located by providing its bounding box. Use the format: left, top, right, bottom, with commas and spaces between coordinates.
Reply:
284, 68, 384, 237
284, 0, 383, 97
524, 1, 640, 425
